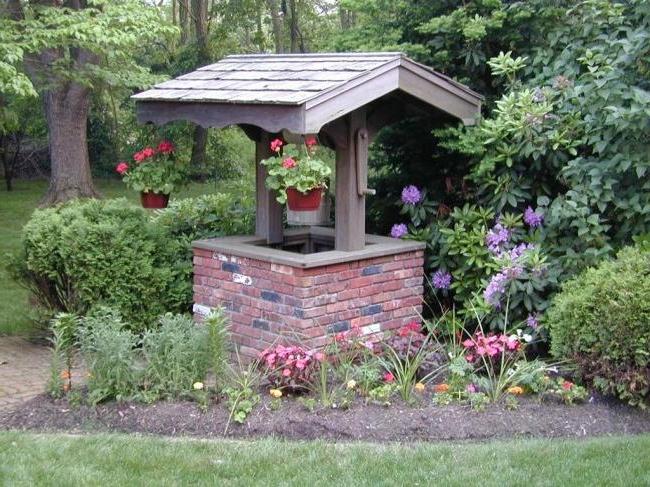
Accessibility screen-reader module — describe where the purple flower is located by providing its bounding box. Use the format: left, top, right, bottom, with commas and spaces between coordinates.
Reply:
483, 266, 522, 308
401, 185, 422, 205
532, 87, 546, 103
501, 243, 536, 261
432, 270, 452, 290
390, 223, 408, 239
524, 206, 544, 228
526, 313, 540, 329
486, 223, 511, 254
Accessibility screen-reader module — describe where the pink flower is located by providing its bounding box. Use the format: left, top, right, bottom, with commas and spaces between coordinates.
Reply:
466, 383, 477, 393
282, 368, 292, 377
305, 135, 317, 147
157, 140, 174, 154
465, 353, 474, 362
562, 380, 573, 391
115, 162, 129, 175
462, 339, 474, 348
383, 372, 395, 383
282, 157, 297, 169
314, 352, 325, 362
270, 138, 284, 152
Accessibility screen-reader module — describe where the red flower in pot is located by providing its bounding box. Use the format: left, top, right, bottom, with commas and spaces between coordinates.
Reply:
115, 140, 186, 209
261, 136, 331, 211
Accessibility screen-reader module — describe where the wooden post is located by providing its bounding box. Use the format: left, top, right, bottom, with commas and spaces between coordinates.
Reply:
255, 131, 283, 244
334, 108, 367, 251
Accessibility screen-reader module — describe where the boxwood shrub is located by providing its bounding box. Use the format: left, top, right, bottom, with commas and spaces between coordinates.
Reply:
9, 194, 253, 331
547, 246, 650, 408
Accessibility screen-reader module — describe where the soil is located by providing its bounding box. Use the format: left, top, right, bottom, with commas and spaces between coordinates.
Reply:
2, 393, 649, 442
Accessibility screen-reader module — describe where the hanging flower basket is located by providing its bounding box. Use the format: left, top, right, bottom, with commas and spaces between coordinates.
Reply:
140, 191, 169, 209
115, 140, 187, 209
286, 186, 323, 211
260, 136, 331, 211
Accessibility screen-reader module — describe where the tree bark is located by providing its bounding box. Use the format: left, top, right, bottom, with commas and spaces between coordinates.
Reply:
266, 0, 284, 53
288, 0, 299, 53
1, 134, 13, 191
40, 85, 99, 206
189, 0, 210, 169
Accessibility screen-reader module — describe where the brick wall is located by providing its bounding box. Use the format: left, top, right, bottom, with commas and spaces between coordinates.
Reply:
192, 248, 424, 359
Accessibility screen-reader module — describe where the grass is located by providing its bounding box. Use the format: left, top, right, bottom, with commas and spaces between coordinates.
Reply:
0, 178, 228, 336
0, 432, 648, 485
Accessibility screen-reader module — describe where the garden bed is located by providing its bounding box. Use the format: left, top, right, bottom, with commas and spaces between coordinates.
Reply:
2, 393, 649, 443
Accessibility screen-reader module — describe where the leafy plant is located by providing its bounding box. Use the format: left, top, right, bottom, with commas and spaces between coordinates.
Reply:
78, 307, 140, 405
547, 245, 650, 408
259, 344, 323, 392
204, 308, 230, 387
47, 312, 81, 398
260, 136, 332, 204
378, 322, 447, 403
222, 351, 262, 433
140, 313, 210, 400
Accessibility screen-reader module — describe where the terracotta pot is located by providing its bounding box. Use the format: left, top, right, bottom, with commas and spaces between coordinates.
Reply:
140, 191, 170, 209
286, 187, 323, 211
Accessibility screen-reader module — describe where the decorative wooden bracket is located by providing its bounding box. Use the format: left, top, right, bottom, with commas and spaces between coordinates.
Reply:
355, 128, 375, 197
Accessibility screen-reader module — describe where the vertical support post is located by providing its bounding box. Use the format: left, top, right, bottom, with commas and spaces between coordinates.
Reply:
255, 131, 283, 244
335, 108, 366, 251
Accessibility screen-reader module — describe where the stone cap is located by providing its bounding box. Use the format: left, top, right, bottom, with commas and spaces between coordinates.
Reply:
192, 227, 425, 269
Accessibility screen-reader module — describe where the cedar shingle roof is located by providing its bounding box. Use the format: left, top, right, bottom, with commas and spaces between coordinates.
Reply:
133, 52, 483, 132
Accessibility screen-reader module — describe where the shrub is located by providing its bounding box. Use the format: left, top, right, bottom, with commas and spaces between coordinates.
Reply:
78, 307, 141, 404
141, 313, 210, 400
547, 246, 650, 408
10, 194, 254, 331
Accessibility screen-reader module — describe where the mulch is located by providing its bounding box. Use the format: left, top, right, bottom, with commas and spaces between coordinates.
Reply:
2, 392, 649, 442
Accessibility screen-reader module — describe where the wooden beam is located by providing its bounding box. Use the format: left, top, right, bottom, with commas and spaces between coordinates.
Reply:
333, 108, 367, 251
255, 131, 284, 244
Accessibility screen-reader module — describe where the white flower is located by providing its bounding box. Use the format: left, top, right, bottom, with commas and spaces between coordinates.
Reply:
523, 333, 532, 343
193, 381, 204, 390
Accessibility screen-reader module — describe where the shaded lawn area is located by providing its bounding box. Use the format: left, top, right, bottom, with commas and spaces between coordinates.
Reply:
0, 432, 649, 485
0, 179, 226, 336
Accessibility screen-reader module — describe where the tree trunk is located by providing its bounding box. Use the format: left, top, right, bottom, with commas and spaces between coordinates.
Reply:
190, 124, 208, 170
179, 0, 190, 43
1, 134, 13, 191
289, 0, 299, 53
266, 0, 284, 53
40, 85, 99, 206
189, 0, 210, 170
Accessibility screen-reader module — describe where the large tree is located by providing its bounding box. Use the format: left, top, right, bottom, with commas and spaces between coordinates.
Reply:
2, 0, 175, 205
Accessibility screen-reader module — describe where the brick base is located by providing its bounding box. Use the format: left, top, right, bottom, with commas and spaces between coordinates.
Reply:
192, 247, 424, 359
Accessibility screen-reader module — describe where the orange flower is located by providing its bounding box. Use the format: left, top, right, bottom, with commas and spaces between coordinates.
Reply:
63, 383, 71, 392
434, 383, 449, 393
507, 386, 524, 395
59, 370, 71, 380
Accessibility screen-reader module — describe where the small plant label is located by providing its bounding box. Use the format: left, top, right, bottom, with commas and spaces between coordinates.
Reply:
192, 303, 212, 316
232, 273, 253, 286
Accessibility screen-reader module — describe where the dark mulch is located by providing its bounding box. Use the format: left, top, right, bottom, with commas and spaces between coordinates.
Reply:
2, 393, 649, 442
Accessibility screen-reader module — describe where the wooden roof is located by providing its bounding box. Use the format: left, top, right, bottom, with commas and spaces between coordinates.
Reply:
133, 52, 483, 133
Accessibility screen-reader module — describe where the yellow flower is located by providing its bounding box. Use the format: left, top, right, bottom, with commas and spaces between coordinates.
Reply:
414, 382, 425, 392
193, 381, 204, 391
346, 380, 357, 390
507, 386, 524, 395
269, 388, 283, 398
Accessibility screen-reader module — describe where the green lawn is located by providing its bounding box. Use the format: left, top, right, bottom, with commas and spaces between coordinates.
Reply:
0, 178, 225, 336
0, 432, 648, 485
